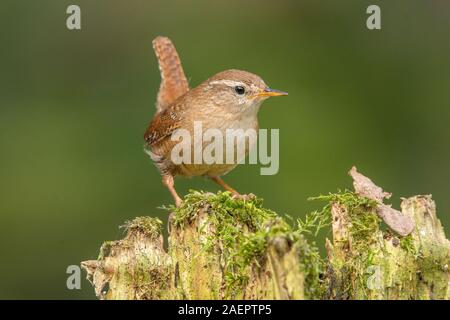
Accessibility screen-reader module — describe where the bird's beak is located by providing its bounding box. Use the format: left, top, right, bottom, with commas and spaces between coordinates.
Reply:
256, 88, 289, 98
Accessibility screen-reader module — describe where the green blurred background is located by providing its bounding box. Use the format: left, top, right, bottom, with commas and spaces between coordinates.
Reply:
0, 0, 449, 299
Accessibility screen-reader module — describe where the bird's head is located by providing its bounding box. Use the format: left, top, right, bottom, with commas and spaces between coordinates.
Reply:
198, 69, 288, 115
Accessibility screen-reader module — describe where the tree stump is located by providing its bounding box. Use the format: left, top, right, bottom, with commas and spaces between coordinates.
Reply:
82, 168, 450, 300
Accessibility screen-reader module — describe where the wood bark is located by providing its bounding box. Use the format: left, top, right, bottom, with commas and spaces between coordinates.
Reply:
82, 168, 450, 300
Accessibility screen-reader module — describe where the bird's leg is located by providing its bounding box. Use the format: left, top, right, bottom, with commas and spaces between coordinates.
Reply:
162, 175, 183, 207
211, 176, 238, 194
210, 176, 255, 201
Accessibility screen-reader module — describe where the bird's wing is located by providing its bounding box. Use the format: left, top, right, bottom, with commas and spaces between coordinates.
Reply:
144, 104, 183, 146
153, 36, 189, 112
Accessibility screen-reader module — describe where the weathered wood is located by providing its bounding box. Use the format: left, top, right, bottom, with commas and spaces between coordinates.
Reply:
82, 168, 450, 300
82, 192, 316, 299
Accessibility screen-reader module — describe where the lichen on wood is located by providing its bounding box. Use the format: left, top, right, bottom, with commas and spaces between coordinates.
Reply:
82, 167, 450, 300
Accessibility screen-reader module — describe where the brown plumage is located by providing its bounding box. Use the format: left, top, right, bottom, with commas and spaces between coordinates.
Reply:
152, 36, 189, 111
144, 36, 287, 206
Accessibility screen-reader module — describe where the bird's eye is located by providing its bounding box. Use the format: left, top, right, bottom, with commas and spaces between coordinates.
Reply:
234, 86, 246, 95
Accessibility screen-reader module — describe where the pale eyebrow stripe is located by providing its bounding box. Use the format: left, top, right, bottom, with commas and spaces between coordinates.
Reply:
209, 80, 245, 87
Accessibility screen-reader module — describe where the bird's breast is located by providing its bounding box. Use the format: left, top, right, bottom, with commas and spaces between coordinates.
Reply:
177, 113, 259, 177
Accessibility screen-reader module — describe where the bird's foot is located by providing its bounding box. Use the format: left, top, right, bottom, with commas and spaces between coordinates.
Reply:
231, 192, 256, 202
174, 196, 183, 208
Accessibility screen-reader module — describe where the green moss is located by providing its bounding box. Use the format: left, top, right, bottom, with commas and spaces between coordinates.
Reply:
308, 190, 378, 215
122, 216, 163, 240
223, 218, 294, 296
298, 189, 379, 299
399, 234, 415, 255
98, 240, 115, 260
348, 207, 380, 248
308, 190, 381, 299
170, 190, 276, 228
167, 191, 318, 298
297, 208, 330, 237
165, 190, 388, 299
169, 191, 276, 296
296, 237, 325, 299
309, 190, 379, 247
295, 205, 334, 298
133, 254, 171, 299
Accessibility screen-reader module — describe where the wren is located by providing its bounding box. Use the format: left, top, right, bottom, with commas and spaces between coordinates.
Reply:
144, 36, 287, 207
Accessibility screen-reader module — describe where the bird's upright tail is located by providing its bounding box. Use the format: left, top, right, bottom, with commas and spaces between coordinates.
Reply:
152, 36, 189, 112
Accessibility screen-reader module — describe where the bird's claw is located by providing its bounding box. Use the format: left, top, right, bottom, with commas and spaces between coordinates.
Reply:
175, 199, 183, 208
231, 193, 256, 201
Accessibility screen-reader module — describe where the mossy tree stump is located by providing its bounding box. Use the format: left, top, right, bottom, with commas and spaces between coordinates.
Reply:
82, 168, 450, 300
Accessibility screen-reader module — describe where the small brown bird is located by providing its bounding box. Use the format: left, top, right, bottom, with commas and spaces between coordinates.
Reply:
144, 36, 287, 206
